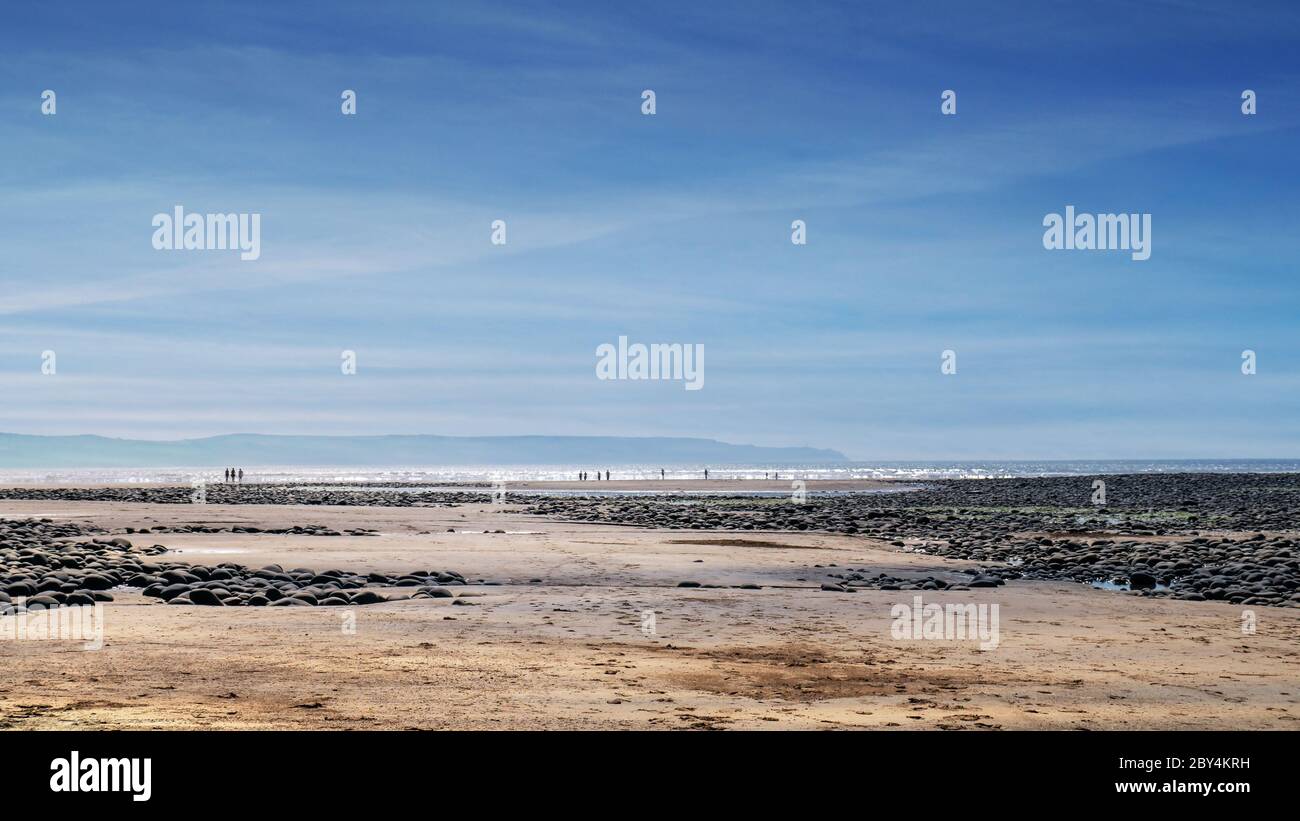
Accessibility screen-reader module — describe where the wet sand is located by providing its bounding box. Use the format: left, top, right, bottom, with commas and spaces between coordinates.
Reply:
2, 496, 1297, 730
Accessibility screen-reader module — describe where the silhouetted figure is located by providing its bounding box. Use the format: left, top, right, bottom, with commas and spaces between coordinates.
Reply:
605, 470, 610, 481
704, 468, 709, 480
661, 468, 665, 480
238, 468, 244, 484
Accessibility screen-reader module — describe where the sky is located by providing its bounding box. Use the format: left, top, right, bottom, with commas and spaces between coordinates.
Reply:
0, 0, 1297, 460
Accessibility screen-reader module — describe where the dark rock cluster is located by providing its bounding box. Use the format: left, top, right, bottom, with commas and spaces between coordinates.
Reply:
1, 517, 469, 613
0, 484, 491, 508
912, 533, 1300, 606
132, 524, 378, 536
522, 473, 1300, 607
520, 473, 1300, 536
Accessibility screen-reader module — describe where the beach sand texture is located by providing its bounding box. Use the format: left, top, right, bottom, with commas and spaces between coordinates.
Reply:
2, 480, 1298, 730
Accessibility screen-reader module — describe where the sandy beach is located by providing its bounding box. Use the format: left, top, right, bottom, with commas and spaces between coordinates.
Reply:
2, 477, 1297, 730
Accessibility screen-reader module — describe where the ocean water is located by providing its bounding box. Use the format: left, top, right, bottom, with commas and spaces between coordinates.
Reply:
0, 459, 1297, 486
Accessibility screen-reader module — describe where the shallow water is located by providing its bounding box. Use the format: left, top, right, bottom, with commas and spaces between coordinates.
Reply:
2, 459, 1297, 486
1090, 579, 1171, 592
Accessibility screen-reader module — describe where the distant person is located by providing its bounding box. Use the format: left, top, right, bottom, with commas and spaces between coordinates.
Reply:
224, 468, 229, 483
704, 468, 709, 480
605, 470, 610, 481
661, 468, 665, 480
238, 468, 244, 484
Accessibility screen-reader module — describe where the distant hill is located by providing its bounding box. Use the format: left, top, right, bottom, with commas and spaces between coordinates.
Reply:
0, 433, 847, 468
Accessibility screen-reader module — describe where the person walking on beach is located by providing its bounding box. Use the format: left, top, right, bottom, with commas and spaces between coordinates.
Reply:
605, 470, 610, 481
704, 468, 709, 480
238, 468, 244, 484
661, 468, 665, 480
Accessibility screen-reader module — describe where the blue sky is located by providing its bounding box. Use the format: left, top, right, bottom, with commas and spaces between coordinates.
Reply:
1, 0, 1297, 459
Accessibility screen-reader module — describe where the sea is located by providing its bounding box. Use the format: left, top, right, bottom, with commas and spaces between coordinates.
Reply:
1, 459, 1297, 486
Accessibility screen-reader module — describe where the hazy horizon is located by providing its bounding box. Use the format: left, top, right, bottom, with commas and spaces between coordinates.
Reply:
2, 431, 1299, 467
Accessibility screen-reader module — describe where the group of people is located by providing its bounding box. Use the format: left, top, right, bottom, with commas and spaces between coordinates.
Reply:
223, 467, 245, 483
575, 469, 713, 481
